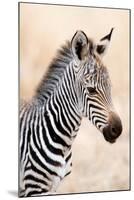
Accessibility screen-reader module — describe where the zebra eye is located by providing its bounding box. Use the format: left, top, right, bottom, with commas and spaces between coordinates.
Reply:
87, 87, 97, 95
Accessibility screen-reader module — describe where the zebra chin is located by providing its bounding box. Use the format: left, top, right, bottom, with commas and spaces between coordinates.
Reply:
102, 111, 122, 143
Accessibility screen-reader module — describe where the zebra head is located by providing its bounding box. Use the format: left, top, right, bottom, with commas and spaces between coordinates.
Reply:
71, 29, 122, 143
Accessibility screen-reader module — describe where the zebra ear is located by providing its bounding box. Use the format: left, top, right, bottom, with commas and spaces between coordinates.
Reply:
71, 31, 89, 63
96, 28, 114, 57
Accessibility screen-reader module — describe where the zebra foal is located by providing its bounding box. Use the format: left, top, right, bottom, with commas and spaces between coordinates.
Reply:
19, 29, 122, 197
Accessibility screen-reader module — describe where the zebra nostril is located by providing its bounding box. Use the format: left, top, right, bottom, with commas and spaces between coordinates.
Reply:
112, 127, 116, 133
111, 127, 117, 137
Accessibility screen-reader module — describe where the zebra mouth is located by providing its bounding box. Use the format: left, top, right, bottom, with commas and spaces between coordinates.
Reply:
104, 135, 116, 143
103, 133, 116, 143
103, 126, 117, 144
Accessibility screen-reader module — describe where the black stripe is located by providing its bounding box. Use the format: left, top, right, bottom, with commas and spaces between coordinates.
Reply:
64, 171, 71, 177
25, 183, 41, 190
65, 152, 72, 163
98, 124, 102, 129
32, 111, 41, 149
36, 112, 42, 147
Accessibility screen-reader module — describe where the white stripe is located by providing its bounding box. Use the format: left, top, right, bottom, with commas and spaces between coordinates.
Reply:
34, 108, 41, 148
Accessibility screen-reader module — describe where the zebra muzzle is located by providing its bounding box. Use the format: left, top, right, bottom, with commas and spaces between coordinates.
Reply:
102, 111, 122, 143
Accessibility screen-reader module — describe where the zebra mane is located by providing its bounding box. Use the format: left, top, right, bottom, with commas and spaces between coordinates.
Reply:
35, 41, 73, 102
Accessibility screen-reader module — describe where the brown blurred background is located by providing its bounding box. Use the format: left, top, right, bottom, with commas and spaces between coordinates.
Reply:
19, 3, 130, 194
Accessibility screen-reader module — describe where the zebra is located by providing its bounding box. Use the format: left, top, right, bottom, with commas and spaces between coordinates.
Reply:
19, 29, 122, 197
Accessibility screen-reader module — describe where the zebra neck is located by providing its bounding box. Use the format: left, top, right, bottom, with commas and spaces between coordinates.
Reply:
44, 69, 82, 140
44, 98, 81, 147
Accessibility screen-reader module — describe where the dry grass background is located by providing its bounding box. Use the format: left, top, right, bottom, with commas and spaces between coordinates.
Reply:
20, 3, 130, 194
